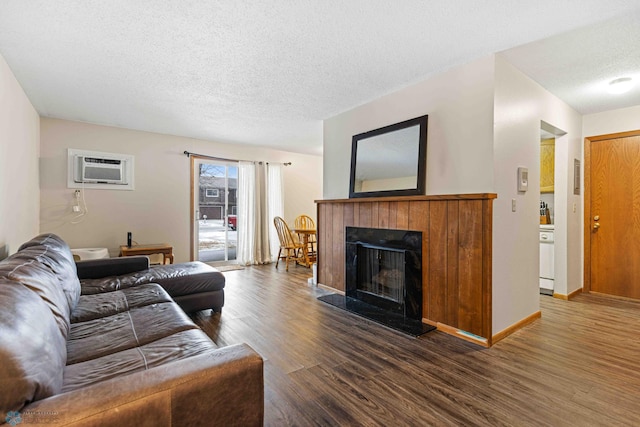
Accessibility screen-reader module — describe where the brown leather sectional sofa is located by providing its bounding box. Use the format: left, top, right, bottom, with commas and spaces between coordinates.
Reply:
76, 253, 226, 313
0, 234, 263, 426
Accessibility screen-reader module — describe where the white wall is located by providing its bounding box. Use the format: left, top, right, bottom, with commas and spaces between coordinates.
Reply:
493, 56, 582, 334
583, 105, 640, 136
40, 118, 322, 262
0, 53, 40, 258
323, 56, 496, 198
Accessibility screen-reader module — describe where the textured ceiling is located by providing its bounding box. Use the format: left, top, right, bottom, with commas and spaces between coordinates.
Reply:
501, 10, 640, 115
1, 1, 639, 155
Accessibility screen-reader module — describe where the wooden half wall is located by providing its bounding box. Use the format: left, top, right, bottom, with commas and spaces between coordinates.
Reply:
316, 194, 496, 344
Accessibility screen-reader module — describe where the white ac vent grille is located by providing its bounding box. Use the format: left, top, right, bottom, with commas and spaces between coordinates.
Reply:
68, 149, 134, 191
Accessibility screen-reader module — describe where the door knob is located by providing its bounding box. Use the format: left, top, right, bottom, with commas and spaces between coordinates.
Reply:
593, 223, 600, 229
594, 215, 600, 221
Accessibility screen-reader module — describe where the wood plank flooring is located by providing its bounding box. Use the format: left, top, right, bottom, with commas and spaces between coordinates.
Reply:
192, 265, 640, 426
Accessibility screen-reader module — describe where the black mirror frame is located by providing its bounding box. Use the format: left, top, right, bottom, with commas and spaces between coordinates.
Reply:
349, 115, 428, 199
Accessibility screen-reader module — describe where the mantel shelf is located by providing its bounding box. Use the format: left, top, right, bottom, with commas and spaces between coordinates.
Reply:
316, 193, 497, 204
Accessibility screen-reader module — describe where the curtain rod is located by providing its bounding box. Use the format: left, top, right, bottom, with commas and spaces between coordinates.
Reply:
183, 151, 291, 166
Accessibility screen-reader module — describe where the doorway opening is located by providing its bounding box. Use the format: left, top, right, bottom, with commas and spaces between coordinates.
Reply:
192, 158, 238, 263
539, 121, 566, 298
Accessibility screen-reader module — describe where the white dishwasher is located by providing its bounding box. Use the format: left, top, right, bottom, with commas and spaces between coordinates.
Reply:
539, 228, 554, 295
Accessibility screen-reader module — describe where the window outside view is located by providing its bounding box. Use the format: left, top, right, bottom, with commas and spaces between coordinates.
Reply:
198, 163, 238, 262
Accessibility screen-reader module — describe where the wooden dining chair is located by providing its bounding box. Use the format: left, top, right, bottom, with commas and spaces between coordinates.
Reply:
273, 216, 306, 271
294, 214, 317, 257
294, 214, 315, 230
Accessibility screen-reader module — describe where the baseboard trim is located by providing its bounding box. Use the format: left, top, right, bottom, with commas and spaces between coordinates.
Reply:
553, 288, 582, 300
426, 321, 490, 348
492, 310, 541, 344
588, 290, 640, 302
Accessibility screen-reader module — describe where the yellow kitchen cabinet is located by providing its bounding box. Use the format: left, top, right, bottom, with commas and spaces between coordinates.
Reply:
540, 138, 555, 193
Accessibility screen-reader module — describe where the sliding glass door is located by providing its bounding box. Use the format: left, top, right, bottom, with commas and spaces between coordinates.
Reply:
192, 158, 238, 263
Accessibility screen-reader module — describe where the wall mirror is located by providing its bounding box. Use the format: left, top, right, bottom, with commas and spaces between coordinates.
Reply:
349, 115, 428, 198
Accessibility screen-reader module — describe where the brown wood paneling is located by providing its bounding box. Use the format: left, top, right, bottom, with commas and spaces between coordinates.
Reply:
332, 204, 345, 291
407, 200, 429, 319
343, 203, 354, 230
396, 201, 409, 230
352, 203, 360, 228
316, 203, 322, 283
387, 202, 398, 229
316, 203, 323, 283
457, 200, 484, 336
428, 201, 448, 323
325, 203, 335, 288
317, 203, 329, 286
378, 201, 390, 229
446, 201, 459, 326
371, 202, 379, 227
316, 194, 495, 342
359, 203, 372, 228
482, 199, 493, 343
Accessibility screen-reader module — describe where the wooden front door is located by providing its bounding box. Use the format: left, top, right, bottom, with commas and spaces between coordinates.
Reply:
586, 131, 640, 299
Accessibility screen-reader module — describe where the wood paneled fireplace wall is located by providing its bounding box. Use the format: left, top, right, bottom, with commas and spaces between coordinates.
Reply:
316, 194, 496, 346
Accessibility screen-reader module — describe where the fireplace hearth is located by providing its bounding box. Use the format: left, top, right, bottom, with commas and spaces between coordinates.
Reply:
319, 227, 435, 337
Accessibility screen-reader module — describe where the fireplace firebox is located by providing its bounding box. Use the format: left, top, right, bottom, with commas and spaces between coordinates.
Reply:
346, 227, 422, 319
319, 226, 434, 336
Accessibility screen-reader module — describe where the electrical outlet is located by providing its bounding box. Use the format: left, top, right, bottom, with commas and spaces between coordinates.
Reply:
511, 199, 516, 212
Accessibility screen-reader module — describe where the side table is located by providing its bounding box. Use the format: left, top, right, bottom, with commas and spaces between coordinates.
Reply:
119, 243, 174, 264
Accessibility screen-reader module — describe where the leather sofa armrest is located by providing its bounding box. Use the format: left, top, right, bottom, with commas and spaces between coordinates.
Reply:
75, 256, 150, 279
21, 344, 264, 426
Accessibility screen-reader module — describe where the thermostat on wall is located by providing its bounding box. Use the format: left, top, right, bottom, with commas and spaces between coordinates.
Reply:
517, 167, 528, 192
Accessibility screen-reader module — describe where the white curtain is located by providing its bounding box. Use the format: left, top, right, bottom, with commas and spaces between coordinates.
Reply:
237, 161, 256, 265
267, 163, 284, 262
253, 162, 270, 264
237, 161, 282, 265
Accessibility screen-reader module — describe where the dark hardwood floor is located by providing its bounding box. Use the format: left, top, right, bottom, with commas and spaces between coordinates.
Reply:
192, 265, 640, 426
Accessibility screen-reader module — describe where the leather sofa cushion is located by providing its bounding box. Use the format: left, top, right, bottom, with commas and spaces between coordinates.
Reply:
67, 302, 198, 365
71, 283, 173, 323
75, 256, 150, 280
0, 254, 72, 338
0, 280, 67, 414
17, 233, 81, 312
80, 261, 225, 297
62, 329, 217, 393
0, 234, 81, 340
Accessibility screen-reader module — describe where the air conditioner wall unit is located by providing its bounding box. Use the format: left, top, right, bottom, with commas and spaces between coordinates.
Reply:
68, 149, 135, 190
76, 156, 127, 184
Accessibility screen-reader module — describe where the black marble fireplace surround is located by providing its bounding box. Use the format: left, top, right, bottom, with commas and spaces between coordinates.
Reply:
319, 227, 435, 337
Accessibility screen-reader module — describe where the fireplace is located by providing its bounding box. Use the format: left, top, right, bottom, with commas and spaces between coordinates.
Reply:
346, 227, 422, 318
319, 226, 434, 336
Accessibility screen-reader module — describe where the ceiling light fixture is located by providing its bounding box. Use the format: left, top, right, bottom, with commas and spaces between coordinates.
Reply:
608, 77, 634, 94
